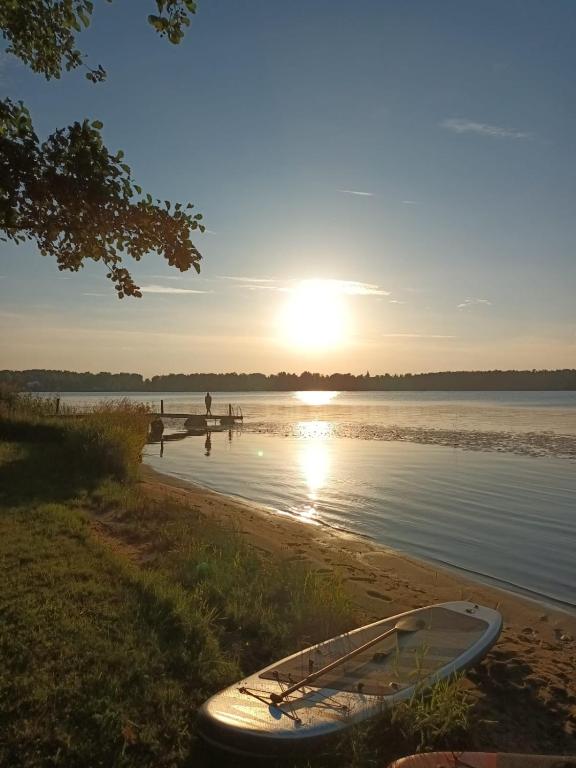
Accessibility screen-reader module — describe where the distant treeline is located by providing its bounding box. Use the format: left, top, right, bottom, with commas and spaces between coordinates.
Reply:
1, 369, 575, 392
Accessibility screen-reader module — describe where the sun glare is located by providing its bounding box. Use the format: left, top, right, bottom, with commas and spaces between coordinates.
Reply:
295, 391, 338, 406
278, 279, 349, 350
291, 421, 332, 522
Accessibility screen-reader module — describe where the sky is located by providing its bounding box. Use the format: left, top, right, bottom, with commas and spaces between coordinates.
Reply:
1, 0, 575, 376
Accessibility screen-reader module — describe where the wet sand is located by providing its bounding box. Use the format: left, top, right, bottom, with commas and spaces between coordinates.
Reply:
140, 465, 576, 754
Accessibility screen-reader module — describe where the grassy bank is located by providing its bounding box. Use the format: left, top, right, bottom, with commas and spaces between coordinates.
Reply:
0, 396, 471, 767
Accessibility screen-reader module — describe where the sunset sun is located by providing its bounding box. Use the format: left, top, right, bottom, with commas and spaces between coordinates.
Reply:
278, 279, 349, 350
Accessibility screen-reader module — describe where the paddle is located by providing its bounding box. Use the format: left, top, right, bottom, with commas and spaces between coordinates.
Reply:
269, 615, 426, 704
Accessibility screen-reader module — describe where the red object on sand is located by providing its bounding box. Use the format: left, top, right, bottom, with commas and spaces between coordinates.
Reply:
388, 753, 576, 768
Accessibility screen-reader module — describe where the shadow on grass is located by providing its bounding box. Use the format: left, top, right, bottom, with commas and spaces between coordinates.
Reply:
0, 441, 100, 507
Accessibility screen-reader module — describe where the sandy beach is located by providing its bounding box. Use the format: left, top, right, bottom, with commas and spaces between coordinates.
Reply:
140, 465, 576, 754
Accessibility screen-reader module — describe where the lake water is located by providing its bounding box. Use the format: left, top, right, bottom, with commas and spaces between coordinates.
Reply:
56, 391, 576, 610
58, 389, 576, 434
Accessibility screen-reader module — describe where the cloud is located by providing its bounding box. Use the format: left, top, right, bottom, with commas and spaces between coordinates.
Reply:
144, 274, 182, 281
389, 299, 406, 305
0, 310, 24, 320
82, 292, 106, 297
442, 118, 530, 140
337, 189, 374, 197
219, 276, 389, 297
287, 278, 389, 296
382, 333, 456, 339
139, 284, 211, 295
218, 276, 283, 292
332, 280, 389, 296
457, 297, 492, 309
218, 276, 275, 283
237, 284, 287, 292
401, 200, 418, 205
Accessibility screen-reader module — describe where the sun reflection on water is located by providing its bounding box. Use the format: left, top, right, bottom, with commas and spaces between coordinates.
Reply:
294, 391, 339, 406
296, 420, 332, 439
299, 442, 330, 500
291, 420, 331, 523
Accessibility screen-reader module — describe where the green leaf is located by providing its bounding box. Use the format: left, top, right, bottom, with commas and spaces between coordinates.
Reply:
148, 14, 168, 32
168, 29, 183, 44
91, 120, 103, 130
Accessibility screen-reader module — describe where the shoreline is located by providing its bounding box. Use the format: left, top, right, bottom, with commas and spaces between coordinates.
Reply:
141, 464, 576, 751
143, 456, 575, 616
140, 465, 576, 628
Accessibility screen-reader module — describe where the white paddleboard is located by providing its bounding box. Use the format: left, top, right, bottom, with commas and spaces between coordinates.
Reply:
198, 601, 502, 757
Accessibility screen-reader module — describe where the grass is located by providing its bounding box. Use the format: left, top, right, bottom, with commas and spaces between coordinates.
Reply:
0, 498, 230, 767
92, 480, 353, 672
328, 677, 471, 768
0, 395, 473, 767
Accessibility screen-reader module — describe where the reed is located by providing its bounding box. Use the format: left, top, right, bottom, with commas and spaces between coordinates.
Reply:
0, 395, 150, 481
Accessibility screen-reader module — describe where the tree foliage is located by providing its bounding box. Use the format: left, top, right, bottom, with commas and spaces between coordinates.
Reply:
2, 368, 576, 393
0, 1, 198, 81
0, 1, 203, 297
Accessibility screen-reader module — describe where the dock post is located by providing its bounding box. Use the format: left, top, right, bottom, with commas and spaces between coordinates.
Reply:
161, 399, 164, 415
55, 397, 60, 415
228, 403, 232, 417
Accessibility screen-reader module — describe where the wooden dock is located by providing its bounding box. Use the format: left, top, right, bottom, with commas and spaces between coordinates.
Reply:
47, 397, 243, 428
151, 400, 243, 426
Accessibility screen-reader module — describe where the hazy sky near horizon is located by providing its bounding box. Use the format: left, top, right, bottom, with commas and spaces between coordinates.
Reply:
1, 0, 575, 376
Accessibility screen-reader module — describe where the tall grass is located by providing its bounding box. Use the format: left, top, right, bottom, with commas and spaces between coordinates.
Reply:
331, 676, 471, 768
92, 482, 355, 671
69, 401, 150, 481
0, 394, 150, 481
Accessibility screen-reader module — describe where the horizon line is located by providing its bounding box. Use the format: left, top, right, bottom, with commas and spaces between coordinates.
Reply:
3, 367, 575, 379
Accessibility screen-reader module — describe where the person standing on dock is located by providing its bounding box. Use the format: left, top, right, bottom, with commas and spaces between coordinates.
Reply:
204, 391, 212, 416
